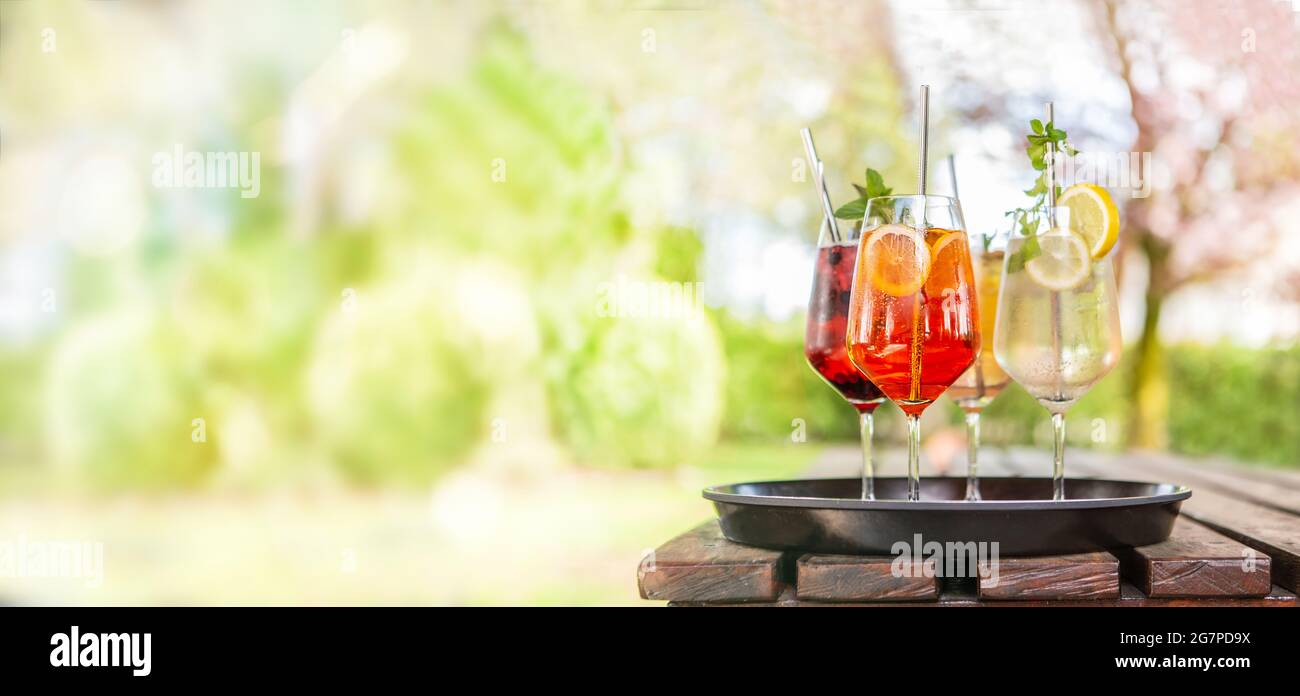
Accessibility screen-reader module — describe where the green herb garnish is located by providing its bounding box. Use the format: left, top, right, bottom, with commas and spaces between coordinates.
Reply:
1004, 119, 1078, 271
833, 168, 893, 223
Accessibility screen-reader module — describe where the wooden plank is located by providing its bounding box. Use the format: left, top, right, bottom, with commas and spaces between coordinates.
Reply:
1177, 497, 1300, 595
637, 521, 786, 603
1186, 454, 1300, 493
978, 551, 1119, 600
672, 583, 1297, 607
1107, 582, 1296, 607
1064, 451, 1300, 594
796, 554, 939, 602
1113, 450, 1300, 517
1112, 517, 1272, 598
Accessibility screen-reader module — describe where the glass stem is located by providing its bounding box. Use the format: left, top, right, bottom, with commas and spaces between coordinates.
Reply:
964, 410, 981, 501
906, 414, 921, 502
1051, 412, 1066, 501
858, 410, 875, 501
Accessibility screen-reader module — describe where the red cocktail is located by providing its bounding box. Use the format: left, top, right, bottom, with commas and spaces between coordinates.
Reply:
804, 225, 887, 501
805, 242, 885, 412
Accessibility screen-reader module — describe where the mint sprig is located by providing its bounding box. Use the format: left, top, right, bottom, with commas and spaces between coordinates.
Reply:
1005, 119, 1078, 271
833, 168, 893, 222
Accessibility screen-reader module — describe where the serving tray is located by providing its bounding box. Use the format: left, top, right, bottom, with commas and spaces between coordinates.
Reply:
703, 477, 1191, 556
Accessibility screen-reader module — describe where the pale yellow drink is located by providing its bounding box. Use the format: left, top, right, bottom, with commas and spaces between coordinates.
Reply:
992, 227, 1123, 501
993, 234, 1122, 413
946, 241, 1011, 501
948, 249, 1010, 411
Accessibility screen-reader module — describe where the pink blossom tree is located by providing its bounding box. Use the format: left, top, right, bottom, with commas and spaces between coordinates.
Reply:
1092, 0, 1300, 447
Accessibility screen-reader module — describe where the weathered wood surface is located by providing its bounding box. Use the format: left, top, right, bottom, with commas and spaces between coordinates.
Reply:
1162, 493, 1299, 594
1057, 450, 1300, 593
647, 447, 1300, 605
646, 516, 1290, 605
637, 521, 786, 603
671, 583, 1298, 607
1196, 458, 1300, 492
1099, 450, 1300, 516
797, 554, 939, 602
978, 551, 1119, 600
1112, 516, 1272, 598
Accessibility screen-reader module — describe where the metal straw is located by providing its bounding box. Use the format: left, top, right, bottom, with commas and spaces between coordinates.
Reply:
906, 85, 930, 503
800, 128, 840, 242
1045, 101, 1066, 499
1046, 102, 1057, 227
947, 153, 959, 199
917, 85, 930, 195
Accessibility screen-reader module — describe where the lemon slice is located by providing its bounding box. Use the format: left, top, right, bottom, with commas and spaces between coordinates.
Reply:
863, 224, 931, 296
1025, 229, 1091, 291
1059, 183, 1119, 260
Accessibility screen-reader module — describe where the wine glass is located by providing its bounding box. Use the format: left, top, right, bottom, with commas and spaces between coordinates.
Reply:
805, 218, 886, 500
993, 210, 1122, 500
947, 227, 1012, 500
846, 195, 980, 501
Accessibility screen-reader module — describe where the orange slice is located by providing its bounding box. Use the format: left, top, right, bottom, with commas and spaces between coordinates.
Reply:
923, 229, 966, 295
928, 230, 965, 266
863, 224, 931, 297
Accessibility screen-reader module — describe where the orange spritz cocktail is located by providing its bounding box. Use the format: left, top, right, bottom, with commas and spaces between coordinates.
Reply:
846, 223, 980, 415
845, 195, 980, 500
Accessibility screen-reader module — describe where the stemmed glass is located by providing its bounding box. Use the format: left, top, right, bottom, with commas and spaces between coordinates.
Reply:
846, 195, 980, 501
993, 210, 1122, 500
947, 228, 1011, 500
805, 218, 886, 500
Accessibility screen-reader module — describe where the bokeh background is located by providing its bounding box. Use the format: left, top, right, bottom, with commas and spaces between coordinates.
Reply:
0, 0, 1297, 604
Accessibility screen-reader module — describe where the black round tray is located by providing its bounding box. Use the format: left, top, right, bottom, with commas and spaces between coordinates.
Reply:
703, 477, 1191, 556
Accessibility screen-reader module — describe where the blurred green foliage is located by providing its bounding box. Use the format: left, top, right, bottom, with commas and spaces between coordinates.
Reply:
2, 15, 1295, 496
396, 24, 627, 272
44, 311, 220, 489
322, 23, 728, 477
715, 319, 1299, 469
549, 311, 724, 469
716, 312, 866, 443
306, 264, 496, 485
1167, 344, 1300, 467
6, 21, 732, 488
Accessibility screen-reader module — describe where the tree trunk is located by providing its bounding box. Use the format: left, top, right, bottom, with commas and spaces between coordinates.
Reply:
1128, 235, 1169, 449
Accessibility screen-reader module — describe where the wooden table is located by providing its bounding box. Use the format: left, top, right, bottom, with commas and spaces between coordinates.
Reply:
637, 448, 1300, 607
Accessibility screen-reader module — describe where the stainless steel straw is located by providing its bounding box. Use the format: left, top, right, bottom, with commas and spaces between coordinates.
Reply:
906, 84, 931, 502
947, 153, 959, 199
1046, 102, 1057, 226
800, 128, 840, 242
1045, 101, 1066, 499
917, 85, 930, 195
